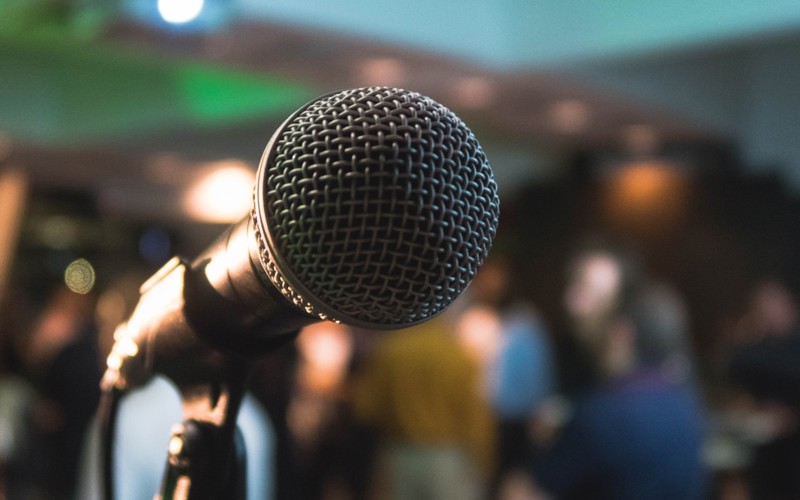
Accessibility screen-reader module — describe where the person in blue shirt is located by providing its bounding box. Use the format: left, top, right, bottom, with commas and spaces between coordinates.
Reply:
463, 257, 558, 495
489, 304, 556, 476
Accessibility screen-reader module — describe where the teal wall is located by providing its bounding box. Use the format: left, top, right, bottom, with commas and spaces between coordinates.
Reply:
234, 0, 800, 67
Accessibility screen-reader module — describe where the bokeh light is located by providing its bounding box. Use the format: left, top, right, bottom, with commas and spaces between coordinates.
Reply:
64, 258, 96, 294
157, 0, 204, 24
183, 160, 256, 223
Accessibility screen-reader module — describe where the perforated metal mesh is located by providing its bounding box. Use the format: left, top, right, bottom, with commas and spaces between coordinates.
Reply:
254, 87, 499, 328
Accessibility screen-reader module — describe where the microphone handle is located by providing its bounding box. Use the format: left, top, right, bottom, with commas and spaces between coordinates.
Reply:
186, 213, 317, 349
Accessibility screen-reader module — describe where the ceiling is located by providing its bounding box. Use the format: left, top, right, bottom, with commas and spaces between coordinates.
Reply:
3, 1, 796, 223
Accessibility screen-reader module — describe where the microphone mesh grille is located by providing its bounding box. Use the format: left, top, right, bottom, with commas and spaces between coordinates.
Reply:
257, 87, 499, 328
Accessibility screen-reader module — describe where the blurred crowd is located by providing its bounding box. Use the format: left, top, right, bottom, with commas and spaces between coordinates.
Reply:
2, 236, 800, 500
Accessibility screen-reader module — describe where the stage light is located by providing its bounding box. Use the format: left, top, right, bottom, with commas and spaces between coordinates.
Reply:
453, 77, 495, 110
614, 162, 678, 207
157, 0, 204, 24
357, 58, 405, 87
602, 160, 691, 232
549, 99, 590, 134
183, 160, 256, 223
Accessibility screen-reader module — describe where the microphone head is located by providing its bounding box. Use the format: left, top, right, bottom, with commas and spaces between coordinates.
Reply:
253, 87, 499, 329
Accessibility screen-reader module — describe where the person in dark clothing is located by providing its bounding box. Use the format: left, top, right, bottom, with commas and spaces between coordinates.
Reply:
726, 279, 800, 500
13, 285, 101, 500
501, 243, 708, 500
530, 365, 707, 499
729, 332, 800, 409
36, 329, 101, 497
530, 284, 707, 500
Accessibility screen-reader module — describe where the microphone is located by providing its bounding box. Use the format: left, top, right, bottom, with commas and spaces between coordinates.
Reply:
97, 87, 498, 500
104, 86, 499, 389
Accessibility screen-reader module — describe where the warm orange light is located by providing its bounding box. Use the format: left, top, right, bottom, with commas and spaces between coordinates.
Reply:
0, 167, 27, 303
455, 305, 503, 367
616, 163, 672, 205
296, 322, 353, 393
183, 160, 255, 223
357, 58, 405, 87
549, 99, 591, 134
453, 77, 496, 110
604, 161, 689, 229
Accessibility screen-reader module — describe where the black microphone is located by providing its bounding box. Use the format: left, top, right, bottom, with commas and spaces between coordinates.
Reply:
98, 86, 498, 500
104, 86, 499, 389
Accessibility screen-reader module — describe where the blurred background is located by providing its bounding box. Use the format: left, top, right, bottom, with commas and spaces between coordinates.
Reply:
2, 1, 800, 499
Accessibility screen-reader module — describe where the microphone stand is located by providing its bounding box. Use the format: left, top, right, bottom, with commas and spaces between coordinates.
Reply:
157, 361, 249, 500
102, 256, 303, 500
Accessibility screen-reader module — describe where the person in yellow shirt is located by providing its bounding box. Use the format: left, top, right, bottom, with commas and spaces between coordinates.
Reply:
353, 314, 495, 500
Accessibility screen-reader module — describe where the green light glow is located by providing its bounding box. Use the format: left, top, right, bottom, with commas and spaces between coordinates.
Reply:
176, 65, 312, 124
0, 34, 316, 145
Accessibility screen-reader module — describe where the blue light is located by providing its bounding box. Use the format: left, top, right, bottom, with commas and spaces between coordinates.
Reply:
139, 226, 172, 265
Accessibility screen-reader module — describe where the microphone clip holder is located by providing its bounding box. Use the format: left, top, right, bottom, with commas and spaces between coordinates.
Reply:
158, 399, 248, 499
102, 256, 298, 500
